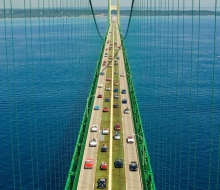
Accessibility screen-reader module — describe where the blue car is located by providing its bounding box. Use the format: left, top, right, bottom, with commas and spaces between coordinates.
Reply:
94, 105, 100, 110
122, 99, 127, 104
121, 89, 126, 94
113, 88, 118, 92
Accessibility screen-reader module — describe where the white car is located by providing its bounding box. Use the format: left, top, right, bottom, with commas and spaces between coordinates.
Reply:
114, 93, 119, 99
102, 128, 109, 135
89, 138, 97, 147
98, 84, 103, 88
127, 136, 134, 143
90, 125, 98, 132
120, 73, 125, 77
114, 132, 120, 140
106, 87, 110, 91
124, 107, 130, 114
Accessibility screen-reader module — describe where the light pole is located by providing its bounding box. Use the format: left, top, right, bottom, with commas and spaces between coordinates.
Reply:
86, 95, 95, 118
132, 133, 145, 166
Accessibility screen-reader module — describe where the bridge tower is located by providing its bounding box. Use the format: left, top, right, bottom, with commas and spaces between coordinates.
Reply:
108, 0, 121, 25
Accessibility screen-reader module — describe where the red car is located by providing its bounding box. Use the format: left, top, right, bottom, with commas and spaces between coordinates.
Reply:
103, 60, 106, 63
114, 123, 120, 131
102, 63, 106, 66
105, 48, 108, 50
97, 94, 102, 98
103, 107, 109, 112
106, 78, 111, 81
100, 162, 108, 170
84, 158, 94, 169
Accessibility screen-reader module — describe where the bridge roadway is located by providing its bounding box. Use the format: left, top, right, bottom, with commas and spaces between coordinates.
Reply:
77, 21, 142, 190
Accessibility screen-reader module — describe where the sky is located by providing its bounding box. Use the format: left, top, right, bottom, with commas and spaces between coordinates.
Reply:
0, 0, 219, 10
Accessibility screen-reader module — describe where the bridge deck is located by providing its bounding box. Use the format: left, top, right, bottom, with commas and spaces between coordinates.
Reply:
77, 21, 142, 190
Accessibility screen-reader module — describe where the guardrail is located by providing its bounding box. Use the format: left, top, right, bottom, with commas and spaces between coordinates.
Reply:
64, 24, 109, 190
118, 26, 156, 190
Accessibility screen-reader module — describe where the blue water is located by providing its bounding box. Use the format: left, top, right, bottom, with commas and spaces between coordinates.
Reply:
124, 16, 220, 189
0, 15, 220, 189
0, 17, 106, 189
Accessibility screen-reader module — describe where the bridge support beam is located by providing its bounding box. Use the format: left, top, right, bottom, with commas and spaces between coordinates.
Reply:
108, 0, 120, 25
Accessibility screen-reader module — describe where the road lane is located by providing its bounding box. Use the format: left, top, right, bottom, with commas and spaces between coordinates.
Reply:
77, 21, 142, 190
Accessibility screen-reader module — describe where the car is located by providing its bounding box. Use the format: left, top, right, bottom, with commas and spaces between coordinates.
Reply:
114, 159, 123, 168
84, 158, 94, 169
122, 99, 127, 104
97, 94, 102, 98
107, 40, 110, 44
103, 107, 109, 112
101, 144, 107, 152
104, 54, 108, 57
114, 123, 121, 131
114, 93, 119, 98
100, 162, 108, 170
120, 73, 125, 77
100, 72, 105, 75
129, 161, 139, 171
102, 63, 106, 66
108, 65, 112, 68
110, 44, 113, 47
106, 78, 111, 81
90, 125, 98, 132
105, 97, 110, 102
114, 132, 120, 140
124, 107, 130, 114
98, 84, 103, 88
97, 178, 107, 189
114, 61, 118, 65
103, 60, 106, 63
121, 89, 126, 94
106, 86, 110, 91
109, 47, 112, 50
89, 138, 97, 147
109, 55, 112, 58
114, 70, 118, 74
102, 128, 109, 135
127, 136, 134, 143
105, 48, 108, 50
94, 105, 100, 110
113, 88, 118, 92
117, 57, 120, 60
113, 103, 119, 108
114, 82, 119, 86
118, 45, 121, 49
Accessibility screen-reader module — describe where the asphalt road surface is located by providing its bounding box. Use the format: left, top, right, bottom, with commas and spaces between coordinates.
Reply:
77, 21, 142, 190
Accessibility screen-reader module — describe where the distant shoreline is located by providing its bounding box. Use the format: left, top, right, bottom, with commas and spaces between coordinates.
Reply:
0, 9, 219, 19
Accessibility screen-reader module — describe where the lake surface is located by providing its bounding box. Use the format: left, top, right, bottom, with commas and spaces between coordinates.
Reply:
0, 16, 220, 189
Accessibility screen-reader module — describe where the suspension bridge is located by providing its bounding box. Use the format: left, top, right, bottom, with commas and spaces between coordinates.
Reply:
0, 0, 220, 190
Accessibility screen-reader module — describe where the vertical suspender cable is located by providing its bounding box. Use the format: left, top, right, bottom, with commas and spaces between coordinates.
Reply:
3, 0, 16, 188
209, 0, 218, 189
194, 0, 201, 189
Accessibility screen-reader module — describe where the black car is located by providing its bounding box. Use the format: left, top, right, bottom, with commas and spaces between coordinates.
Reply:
114, 159, 123, 168
122, 99, 127, 104
97, 178, 107, 189
105, 97, 110, 102
129, 161, 139, 171
113, 103, 119, 108
101, 144, 107, 152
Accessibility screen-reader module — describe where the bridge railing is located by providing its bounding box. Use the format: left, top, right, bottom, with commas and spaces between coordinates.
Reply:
64, 25, 109, 190
118, 26, 156, 190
